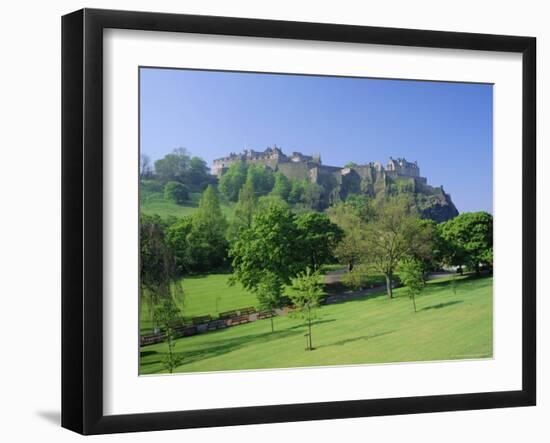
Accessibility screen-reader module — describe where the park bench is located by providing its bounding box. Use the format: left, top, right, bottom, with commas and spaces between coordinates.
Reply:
192, 315, 212, 325
229, 315, 249, 326
219, 310, 239, 319
207, 319, 227, 331
257, 310, 273, 320
239, 307, 256, 316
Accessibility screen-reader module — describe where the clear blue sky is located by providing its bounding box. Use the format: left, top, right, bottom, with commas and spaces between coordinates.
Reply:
140, 67, 493, 213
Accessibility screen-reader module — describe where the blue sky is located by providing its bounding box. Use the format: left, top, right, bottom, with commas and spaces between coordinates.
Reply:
140, 68, 493, 213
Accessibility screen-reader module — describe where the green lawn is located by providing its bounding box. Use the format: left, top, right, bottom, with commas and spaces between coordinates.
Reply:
140, 190, 235, 220
140, 275, 493, 374
140, 274, 258, 334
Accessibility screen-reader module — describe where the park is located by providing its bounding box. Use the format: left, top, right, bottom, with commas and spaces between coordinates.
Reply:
139, 147, 494, 375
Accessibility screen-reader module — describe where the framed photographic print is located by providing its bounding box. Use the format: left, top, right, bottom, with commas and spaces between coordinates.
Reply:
61, 8, 536, 435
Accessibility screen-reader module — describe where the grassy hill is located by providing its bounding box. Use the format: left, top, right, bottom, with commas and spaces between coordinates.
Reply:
140, 182, 235, 220
140, 275, 493, 374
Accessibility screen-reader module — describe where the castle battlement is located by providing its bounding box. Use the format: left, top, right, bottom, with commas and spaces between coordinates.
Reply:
212, 147, 423, 181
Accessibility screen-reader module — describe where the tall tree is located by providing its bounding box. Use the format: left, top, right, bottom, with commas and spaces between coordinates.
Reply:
295, 212, 343, 271
185, 185, 229, 271
140, 214, 183, 329
154, 148, 191, 183
246, 164, 275, 196
234, 179, 258, 229
289, 267, 324, 351
438, 211, 493, 275
270, 172, 291, 201
165, 216, 194, 274
229, 203, 304, 289
361, 200, 433, 299
219, 161, 248, 201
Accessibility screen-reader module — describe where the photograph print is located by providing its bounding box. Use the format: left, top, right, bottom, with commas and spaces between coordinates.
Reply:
139, 68, 493, 375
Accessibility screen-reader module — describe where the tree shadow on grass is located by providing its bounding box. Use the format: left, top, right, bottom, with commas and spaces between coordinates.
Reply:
419, 300, 463, 312
152, 324, 330, 370
316, 330, 395, 350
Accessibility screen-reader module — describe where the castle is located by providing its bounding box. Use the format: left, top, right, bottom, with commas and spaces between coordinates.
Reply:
212, 146, 458, 221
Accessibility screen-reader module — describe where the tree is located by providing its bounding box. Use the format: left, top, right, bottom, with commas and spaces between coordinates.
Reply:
153, 298, 183, 373
233, 179, 257, 230
438, 212, 493, 275
289, 267, 324, 351
164, 181, 189, 204
185, 185, 229, 271
187, 156, 211, 190
246, 164, 275, 196
361, 200, 433, 299
295, 212, 343, 271
327, 200, 371, 271
219, 161, 248, 201
140, 214, 183, 329
301, 181, 324, 210
154, 148, 191, 183
140, 154, 153, 179
229, 203, 304, 290
254, 272, 284, 332
271, 172, 291, 201
399, 257, 424, 313
288, 179, 304, 205
165, 216, 194, 274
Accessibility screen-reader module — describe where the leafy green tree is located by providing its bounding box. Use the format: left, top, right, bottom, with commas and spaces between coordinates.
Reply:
165, 216, 194, 274
399, 257, 424, 313
154, 148, 191, 183
327, 201, 370, 271
438, 211, 493, 275
290, 267, 324, 351
187, 156, 211, 190
288, 179, 304, 205
361, 200, 433, 299
153, 298, 183, 373
295, 212, 343, 271
140, 214, 183, 329
185, 185, 229, 271
234, 179, 257, 229
344, 161, 358, 168
219, 161, 248, 201
254, 272, 284, 332
229, 203, 304, 289
164, 181, 189, 204
271, 172, 291, 201
246, 164, 275, 196
341, 263, 370, 290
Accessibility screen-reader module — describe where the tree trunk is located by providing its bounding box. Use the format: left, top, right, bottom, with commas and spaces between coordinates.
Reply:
307, 305, 313, 350
270, 310, 274, 333
385, 273, 393, 299
348, 261, 353, 272
412, 295, 417, 313
475, 262, 480, 276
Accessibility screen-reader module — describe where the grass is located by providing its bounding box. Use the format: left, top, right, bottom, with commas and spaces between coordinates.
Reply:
140, 275, 493, 374
140, 189, 235, 220
140, 274, 258, 334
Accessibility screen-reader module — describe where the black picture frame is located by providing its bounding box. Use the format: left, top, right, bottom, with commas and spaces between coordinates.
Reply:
61, 8, 536, 435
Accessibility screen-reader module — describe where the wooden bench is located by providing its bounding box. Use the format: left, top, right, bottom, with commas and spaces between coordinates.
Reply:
192, 315, 212, 325
219, 310, 239, 319
239, 307, 256, 316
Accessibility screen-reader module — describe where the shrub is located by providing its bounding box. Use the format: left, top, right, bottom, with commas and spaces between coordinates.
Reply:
164, 181, 189, 204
